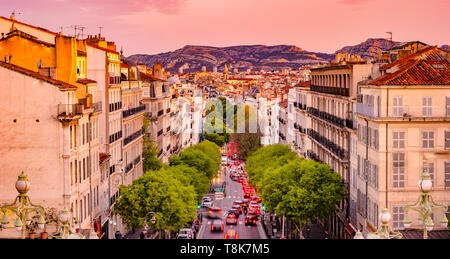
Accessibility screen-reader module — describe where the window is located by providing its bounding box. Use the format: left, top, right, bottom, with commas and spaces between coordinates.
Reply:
393, 153, 405, 188
445, 131, 450, 150
445, 162, 450, 189
392, 96, 403, 117
422, 130, 434, 149
422, 163, 434, 186
422, 97, 432, 117
392, 206, 405, 230
446, 97, 450, 117
392, 131, 405, 149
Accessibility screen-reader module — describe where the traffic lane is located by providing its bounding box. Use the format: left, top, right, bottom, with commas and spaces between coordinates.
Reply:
200, 166, 261, 239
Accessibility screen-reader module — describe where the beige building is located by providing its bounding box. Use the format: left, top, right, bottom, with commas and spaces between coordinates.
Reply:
355, 46, 450, 236
308, 62, 374, 239
141, 63, 172, 163
290, 81, 312, 158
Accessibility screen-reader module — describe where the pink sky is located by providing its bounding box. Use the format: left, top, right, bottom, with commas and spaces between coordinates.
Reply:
2, 0, 449, 55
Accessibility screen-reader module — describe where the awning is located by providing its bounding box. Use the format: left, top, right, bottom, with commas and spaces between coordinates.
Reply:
345, 224, 356, 235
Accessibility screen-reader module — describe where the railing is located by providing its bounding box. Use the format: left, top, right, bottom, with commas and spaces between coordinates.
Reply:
345, 119, 354, 130
166, 145, 171, 151
307, 128, 349, 161
310, 84, 349, 97
356, 103, 375, 118
93, 102, 102, 113
166, 108, 171, 113
109, 102, 122, 113
307, 150, 322, 163
307, 107, 345, 128
123, 128, 144, 146
134, 156, 141, 165
157, 129, 163, 137
58, 104, 84, 117
158, 110, 164, 116
109, 76, 122, 85
109, 130, 123, 144
123, 104, 146, 118
125, 163, 133, 174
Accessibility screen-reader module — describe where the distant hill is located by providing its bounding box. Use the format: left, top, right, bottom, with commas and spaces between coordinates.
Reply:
127, 39, 447, 73
334, 38, 401, 60
127, 45, 334, 73
440, 45, 450, 51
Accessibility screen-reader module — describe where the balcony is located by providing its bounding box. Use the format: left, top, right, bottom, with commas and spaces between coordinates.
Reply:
109, 102, 122, 113
157, 129, 163, 137
123, 104, 146, 118
310, 84, 349, 97
123, 128, 144, 146
307, 150, 322, 163
158, 110, 164, 117
109, 130, 123, 144
307, 107, 345, 128
93, 102, 102, 113
166, 108, 171, 113
307, 128, 349, 161
356, 103, 375, 118
57, 104, 84, 121
125, 162, 133, 174
134, 156, 141, 165
109, 76, 122, 86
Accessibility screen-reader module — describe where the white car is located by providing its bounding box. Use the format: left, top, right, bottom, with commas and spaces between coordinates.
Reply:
178, 228, 194, 239
201, 197, 213, 208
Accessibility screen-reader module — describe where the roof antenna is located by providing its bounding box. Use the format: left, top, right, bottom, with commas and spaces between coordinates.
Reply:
98, 26, 104, 37
10, 11, 21, 20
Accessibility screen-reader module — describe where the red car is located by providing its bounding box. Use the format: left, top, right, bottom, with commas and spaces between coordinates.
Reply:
224, 230, 239, 239
251, 196, 262, 203
226, 214, 238, 225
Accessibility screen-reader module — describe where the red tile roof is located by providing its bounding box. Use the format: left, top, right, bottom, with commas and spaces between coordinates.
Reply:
0, 61, 77, 89
0, 16, 59, 36
86, 43, 120, 55
99, 153, 111, 163
140, 71, 167, 82
121, 63, 131, 68
0, 29, 55, 48
76, 78, 97, 84
365, 46, 449, 86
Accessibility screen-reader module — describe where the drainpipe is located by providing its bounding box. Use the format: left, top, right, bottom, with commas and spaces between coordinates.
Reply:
365, 118, 369, 220
385, 87, 389, 208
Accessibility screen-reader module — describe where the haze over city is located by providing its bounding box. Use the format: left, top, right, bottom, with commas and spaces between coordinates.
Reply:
2, 0, 449, 55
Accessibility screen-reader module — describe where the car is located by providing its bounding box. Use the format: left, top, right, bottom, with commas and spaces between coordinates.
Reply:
244, 215, 257, 226
248, 209, 260, 218
224, 229, 239, 239
208, 207, 223, 219
211, 220, 224, 232
178, 228, 194, 239
231, 205, 242, 214
225, 214, 238, 225
202, 200, 212, 208
251, 196, 262, 203
228, 209, 240, 218
249, 204, 260, 214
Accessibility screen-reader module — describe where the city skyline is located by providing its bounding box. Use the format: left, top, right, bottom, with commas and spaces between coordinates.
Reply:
2, 0, 449, 56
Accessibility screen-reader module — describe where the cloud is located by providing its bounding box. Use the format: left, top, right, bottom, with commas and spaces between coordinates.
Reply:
338, 0, 371, 5
75, 0, 188, 15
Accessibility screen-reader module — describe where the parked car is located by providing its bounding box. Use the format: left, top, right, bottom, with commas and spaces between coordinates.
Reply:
178, 228, 194, 239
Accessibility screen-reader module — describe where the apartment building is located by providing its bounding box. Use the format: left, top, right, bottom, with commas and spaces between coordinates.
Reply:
278, 101, 288, 144
308, 62, 374, 239
290, 81, 312, 158
120, 63, 145, 186
354, 46, 450, 236
141, 63, 172, 163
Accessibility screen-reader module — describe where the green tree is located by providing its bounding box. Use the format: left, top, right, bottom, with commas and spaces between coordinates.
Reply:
142, 114, 162, 171
246, 144, 346, 228
169, 148, 217, 180
113, 169, 197, 232
204, 133, 225, 148
165, 164, 210, 201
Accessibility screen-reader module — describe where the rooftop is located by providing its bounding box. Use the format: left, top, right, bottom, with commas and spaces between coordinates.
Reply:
0, 60, 77, 89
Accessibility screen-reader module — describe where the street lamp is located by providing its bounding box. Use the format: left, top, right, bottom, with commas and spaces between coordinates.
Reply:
0, 172, 46, 239
353, 208, 402, 239
403, 170, 448, 239
143, 211, 156, 239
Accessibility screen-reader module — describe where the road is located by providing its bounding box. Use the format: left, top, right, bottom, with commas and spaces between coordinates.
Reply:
197, 163, 267, 239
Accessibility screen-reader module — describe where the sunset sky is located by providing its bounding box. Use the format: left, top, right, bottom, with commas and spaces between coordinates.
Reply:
2, 0, 449, 56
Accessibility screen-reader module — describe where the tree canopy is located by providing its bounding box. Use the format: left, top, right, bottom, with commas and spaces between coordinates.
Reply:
113, 140, 221, 233
246, 144, 347, 226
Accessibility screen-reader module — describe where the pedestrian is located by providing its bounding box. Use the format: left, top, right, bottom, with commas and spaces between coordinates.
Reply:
140, 231, 145, 239
305, 225, 311, 239
115, 231, 122, 239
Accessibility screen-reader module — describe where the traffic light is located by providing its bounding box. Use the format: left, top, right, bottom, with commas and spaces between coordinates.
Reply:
197, 204, 201, 209
261, 204, 265, 211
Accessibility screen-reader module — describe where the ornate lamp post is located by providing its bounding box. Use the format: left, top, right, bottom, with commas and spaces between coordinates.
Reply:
403, 170, 448, 239
353, 208, 403, 239
142, 211, 156, 239
0, 172, 46, 239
